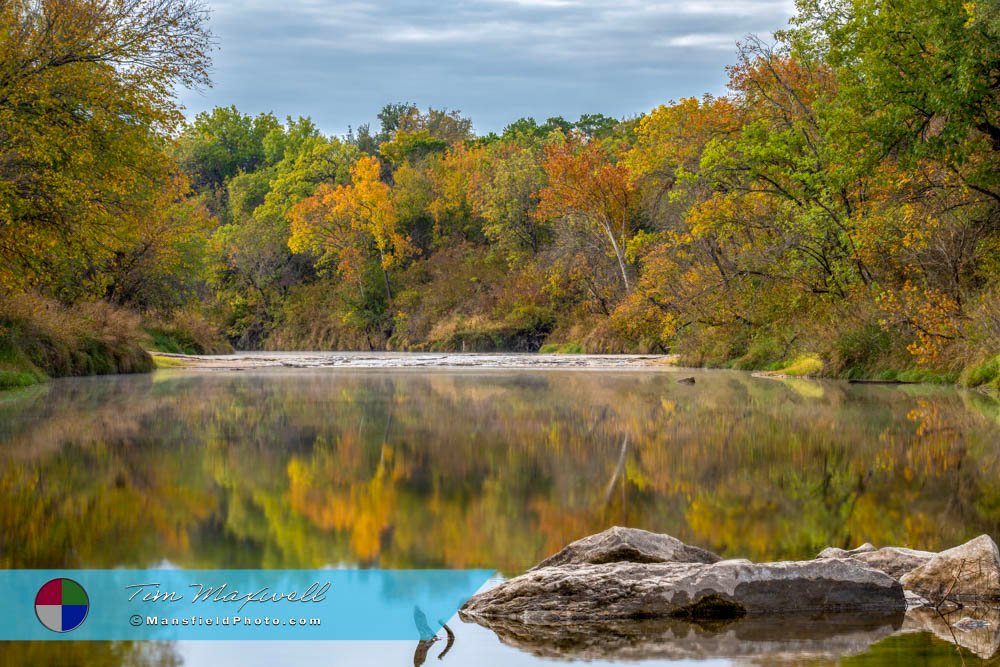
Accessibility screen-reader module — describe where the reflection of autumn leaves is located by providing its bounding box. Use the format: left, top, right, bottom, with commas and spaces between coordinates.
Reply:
2, 372, 999, 573
0, 444, 218, 567
287, 441, 401, 562
906, 399, 946, 439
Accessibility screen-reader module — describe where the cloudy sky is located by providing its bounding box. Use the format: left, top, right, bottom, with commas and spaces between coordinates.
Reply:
181, 0, 796, 136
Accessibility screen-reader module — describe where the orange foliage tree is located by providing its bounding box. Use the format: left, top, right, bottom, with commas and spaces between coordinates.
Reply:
535, 138, 638, 291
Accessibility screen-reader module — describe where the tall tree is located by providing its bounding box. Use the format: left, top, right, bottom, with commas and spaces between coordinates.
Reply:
535, 138, 637, 291
0, 0, 213, 291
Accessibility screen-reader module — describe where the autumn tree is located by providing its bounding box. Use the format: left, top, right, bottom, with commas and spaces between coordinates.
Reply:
0, 0, 213, 291
789, 0, 999, 203
469, 143, 549, 265
175, 107, 281, 194
289, 156, 414, 300
535, 138, 638, 291
204, 121, 359, 347
101, 176, 214, 312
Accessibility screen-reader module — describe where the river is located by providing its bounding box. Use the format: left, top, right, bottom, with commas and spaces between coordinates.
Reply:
1, 353, 998, 664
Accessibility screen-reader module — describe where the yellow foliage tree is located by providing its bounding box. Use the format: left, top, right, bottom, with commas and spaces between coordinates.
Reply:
289, 156, 414, 299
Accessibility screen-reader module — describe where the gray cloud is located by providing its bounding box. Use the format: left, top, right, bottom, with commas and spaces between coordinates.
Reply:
181, 0, 794, 135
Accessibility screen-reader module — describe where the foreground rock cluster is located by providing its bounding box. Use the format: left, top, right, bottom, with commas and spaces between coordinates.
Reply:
460, 527, 1000, 659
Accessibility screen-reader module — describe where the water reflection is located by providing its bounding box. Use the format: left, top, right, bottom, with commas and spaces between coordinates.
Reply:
460, 611, 906, 661
1, 367, 999, 665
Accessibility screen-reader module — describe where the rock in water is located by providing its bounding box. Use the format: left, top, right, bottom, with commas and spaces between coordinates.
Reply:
532, 526, 721, 570
854, 548, 936, 580
900, 535, 1000, 602
818, 545, 935, 581
462, 559, 905, 622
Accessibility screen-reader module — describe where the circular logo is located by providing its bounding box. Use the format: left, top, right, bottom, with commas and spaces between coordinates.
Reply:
35, 578, 89, 633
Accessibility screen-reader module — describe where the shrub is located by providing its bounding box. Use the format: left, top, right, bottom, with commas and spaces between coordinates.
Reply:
144, 310, 233, 354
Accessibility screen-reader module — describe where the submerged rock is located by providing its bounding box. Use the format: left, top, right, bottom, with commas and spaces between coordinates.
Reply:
532, 526, 720, 570
819, 545, 935, 581
461, 559, 905, 623
900, 535, 1000, 601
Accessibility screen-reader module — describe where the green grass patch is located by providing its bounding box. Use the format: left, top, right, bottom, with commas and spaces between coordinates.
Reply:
146, 328, 198, 354
538, 342, 584, 354
731, 331, 792, 371
962, 354, 1000, 395
869, 367, 959, 384
774, 354, 824, 377
0, 369, 42, 389
151, 353, 190, 369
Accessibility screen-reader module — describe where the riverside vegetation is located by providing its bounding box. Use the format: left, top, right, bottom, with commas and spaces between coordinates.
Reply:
1, 0, 998, 394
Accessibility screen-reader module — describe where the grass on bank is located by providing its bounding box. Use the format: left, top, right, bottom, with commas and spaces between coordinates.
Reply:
538, 342, 584, 354
0, 293, 234, 389
962, 354, 1000, 397
143, 310, 232, 355
0, 293, 152, 389
150, 353, 191, 369
772, 354, 824, 377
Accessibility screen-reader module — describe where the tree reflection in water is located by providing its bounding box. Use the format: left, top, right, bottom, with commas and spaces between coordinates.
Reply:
0, 369, 999, 665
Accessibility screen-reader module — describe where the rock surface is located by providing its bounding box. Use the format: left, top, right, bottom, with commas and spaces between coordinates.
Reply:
818, 544, 876, 559
819, 545, 935, 580
900, 535, 1000, 601
461, 559, 906, 622
532, 526, 720, 570
855, 548, 936, 580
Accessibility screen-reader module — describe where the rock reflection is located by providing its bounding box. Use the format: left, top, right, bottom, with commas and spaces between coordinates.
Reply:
903, 606, 999, 659
458, 611, 905, 661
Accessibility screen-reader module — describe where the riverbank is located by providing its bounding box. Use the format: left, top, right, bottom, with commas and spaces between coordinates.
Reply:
695, 350, 1000, 399
0, 294, 152, 389
0, 293, 231, 389
2, 289, 996, 399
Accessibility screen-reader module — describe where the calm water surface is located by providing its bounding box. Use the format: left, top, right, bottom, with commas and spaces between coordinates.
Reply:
1, 361, 999, 665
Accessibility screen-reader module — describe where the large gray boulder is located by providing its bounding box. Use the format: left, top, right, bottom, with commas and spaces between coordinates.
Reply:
900, 535, 1000, 601
818, 545, 935, 581
855, 548, 936, 580
531, 526, 720, 570
461, 559, 906, 623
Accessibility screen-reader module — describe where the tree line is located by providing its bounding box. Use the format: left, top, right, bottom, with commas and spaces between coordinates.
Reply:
1, 0, 998, 387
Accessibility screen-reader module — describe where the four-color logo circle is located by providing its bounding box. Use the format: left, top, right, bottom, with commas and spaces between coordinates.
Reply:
35, 578, 89, 633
